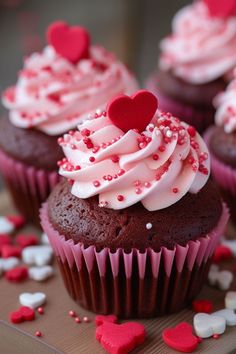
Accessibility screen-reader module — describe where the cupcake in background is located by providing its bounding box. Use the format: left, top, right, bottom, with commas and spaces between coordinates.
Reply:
0, 21, 138, 226
146, 0, 236, 133
205, 73, 236, 225
41, 90, 228, 318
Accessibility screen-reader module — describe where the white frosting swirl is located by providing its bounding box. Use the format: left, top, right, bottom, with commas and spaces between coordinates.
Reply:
159, 2, 236, 84
2, 45, 138, 135
59, 110, 210, 211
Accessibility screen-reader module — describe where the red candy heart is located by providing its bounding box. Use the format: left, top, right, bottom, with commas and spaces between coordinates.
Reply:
162, 322, 199, 353
15, 234, 39, 248
192, 299, 213, 314
203, 0, 236, 19
10, 306, 35, 324
7, 215, 25, 229
1, 245, 22, 258
47, 21, 90, 64
96, 322, 145, 354
95, 315, 118, 327
212, 245, 233, 263
5, 266, 28, 282
107, 90, 158, 133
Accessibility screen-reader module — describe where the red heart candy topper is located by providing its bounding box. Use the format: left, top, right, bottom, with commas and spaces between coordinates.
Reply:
203, 0, 236, 19
47, 21, 90, 64
107, 90, 158, 133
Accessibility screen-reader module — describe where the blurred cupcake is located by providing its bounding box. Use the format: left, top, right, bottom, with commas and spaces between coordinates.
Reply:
146, 0, 236, 133
41, 90, 228, 318
205, 74, 236, 225
0, 21, 138, 226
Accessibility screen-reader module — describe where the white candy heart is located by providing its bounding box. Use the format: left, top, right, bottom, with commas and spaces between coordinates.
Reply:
0, 217, 14, 234
222, 239, 236, 256
0, 257, 20, 271
193, 313, 226, 338
19, 292, 46, 309
22, 245, 53, 266
213, 309, 236, 326
29, 265, 54, 281
225, 291, 236, 310
208, 265, 233, 290
41, 232, 50, 245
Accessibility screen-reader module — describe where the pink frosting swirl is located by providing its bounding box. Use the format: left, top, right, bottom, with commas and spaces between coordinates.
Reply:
159, 1, 236, 84
58, 109, 210, 211
2, 46, 138, 136
214, 75, 236, 133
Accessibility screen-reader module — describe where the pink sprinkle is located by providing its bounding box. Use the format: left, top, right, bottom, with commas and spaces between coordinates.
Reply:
144, 182, 151, 188
135, 188, 142, 195
93, 180, 100, 187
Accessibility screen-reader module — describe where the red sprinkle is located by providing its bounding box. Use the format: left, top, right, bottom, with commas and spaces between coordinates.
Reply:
89, 156, 95, 163
172, 188, 179, 193
37, 307, 44, 315
111, 155, 120, 163
93, 180, 101, 187
35, 331, 42, 337
83, 316, 90, 323
75, 317, 81, 323
187, 126, 196, 137
158, 145, 166, 152
69, 310, 76, 317
213, 334, 220, 339
117, 195, 124, 202
152, 154, 159, 160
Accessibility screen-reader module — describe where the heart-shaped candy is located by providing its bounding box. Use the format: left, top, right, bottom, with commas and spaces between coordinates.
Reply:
47, 21, 90, 64
96, 322, 145, 354
193, 313, 226, 338
213, 309, 236, 326
19, 292, 46, 309
10, 306, 35, 324
222, 239, 236, 256
212, 245, 232, 263
1, 245, 22, 259
95, 314, 118, 326
192, 299, 213, 314
107, 90, 158, 133
162, 322, 199, 353
203, 0, 236, 19
225, 291, 236, 310
0, 257, 20, 272
5, 266, 28, 282
0, 234, 12, 255
28, 265, 54, 281
208, 264, 233, 290
22, 245, 53, 266
15, 234, 39, 248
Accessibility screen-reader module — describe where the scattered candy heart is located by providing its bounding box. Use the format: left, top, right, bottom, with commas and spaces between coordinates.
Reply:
212, 245, 233, 263
208, 265, 233, 290
15, 234, 38, 248
5, 266, 28, 282
213, 309, 236, 326
95, 315, 118, 326
10, 306, 35, 324
0, 215, 25, 234
96, 322, 145, 354
162, 322, 199, 353
28, 265, 54, 281
225, 291, 236, 310
41, 232, 50, 245
203, 0, 236, 19
47, 21, 90, 64
192, 299, 213, 314
221, 239, 236, 257
6, 215, 25, 229
107, 90, 158, 133
22, 245, 53, 266
0, 234, 12, 255
1, 245, 22, 259
193, 313, 226, 338
19, 292, 46, 309
0, 257, 20, 271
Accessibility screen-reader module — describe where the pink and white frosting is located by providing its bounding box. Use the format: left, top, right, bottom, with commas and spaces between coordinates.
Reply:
159, 1, 236, 84
2, 46, 138, 135
214, 75, 236, 133
58, 110, 210, 211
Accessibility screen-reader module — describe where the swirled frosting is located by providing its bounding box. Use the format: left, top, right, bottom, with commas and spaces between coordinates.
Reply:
214, 76, 236, 133
58, 109, 210, 211
2, 45, 138, 135
159, 1, 236, 84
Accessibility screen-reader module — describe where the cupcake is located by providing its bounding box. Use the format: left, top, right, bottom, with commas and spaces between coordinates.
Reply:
0, 21, 138, 226
146, 0, 236, 133
205, 74, 236, 225
40, 90, 228, 318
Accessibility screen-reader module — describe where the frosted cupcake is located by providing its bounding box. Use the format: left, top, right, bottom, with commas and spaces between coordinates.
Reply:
41, 90, 228, 318
146, 0, 236, 133
0, 21, 138, 226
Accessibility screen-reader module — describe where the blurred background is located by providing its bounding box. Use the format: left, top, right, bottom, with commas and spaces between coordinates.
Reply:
0, 0, 188, 189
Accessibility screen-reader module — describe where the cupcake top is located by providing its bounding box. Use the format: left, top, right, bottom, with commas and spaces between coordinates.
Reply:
58, 90, 210, 211
2, 21, 138, 136
159, 0, 236, 85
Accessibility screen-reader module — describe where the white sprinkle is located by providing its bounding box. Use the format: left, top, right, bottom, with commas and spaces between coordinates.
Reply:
146, 223, 152, 230
165, 129, 173, 138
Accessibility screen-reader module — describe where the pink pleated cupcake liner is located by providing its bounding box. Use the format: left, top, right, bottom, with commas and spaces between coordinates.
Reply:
146, 76, 214, 133
40, 202, 229, 317
0, 148, 60, 225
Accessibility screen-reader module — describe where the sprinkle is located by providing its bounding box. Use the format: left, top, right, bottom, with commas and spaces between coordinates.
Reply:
35, 331, 42, 337
144, 182, 151, 188
152, 154, 159, 160
75, 317, 81, 323
118, 169, 125, 176
146, 223, 152, 230
37, 307, 44, 315
158, 145, 166, 152
134, 180, 141, 187
93, 180, 100, 187
117, 195, 124, 202
135, 188, 142, 195
89, 157, 95, 163
83, 316, 90, 323
213, 334, 220, 340
187, 126, 196, 137
172, 188, 179, 193
81, 129, 91, 137
111, 155, 119, 163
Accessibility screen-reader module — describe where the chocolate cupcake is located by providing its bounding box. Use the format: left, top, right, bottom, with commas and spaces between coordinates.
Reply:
205, 76, 236, 225
146, 0, 236, 133
0, 21, 138, 226
41, 90, 228, 318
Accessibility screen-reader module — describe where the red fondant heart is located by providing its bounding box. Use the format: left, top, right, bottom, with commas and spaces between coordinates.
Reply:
107, 90, 158, 133
47, 21, 90, 64
96, 322, 145, 354
1, 245, 22, 258
162, 322, 199, 353
212, 245, 233, 263
0, 234, 11, 246
95, 314, 118, 327
10, 306, 35, 324
15, 234, 39, 248
204, 0, 236, 18
7, 215, 25, 229
5, 266, 28, 282
192, 299, 213, 314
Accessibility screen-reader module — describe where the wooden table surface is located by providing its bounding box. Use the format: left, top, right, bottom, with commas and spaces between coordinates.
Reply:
0, 191, 236, 354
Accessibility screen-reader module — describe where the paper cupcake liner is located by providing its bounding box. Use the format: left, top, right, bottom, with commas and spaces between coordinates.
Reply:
40, 202, 228, 318
146, 76, 214, 133
0, 148, 60, 226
